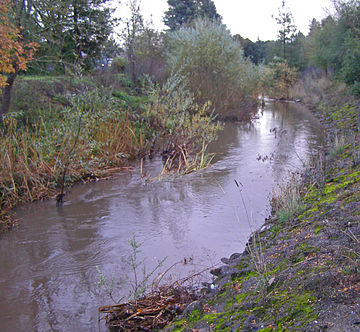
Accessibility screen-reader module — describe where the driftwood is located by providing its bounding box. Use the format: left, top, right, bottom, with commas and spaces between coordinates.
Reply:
99, 285, 197, 331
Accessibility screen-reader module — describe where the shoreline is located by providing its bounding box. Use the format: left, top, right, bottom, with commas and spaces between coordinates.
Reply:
165, 99, 360, 331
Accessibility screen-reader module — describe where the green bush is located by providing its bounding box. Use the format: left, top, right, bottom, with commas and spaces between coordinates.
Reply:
342, 35, 360, 92
166, 18, 260, 117
350, 81, 360, 96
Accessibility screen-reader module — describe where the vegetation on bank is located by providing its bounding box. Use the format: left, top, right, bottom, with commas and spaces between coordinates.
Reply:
0, 70, 225, 231
166, 85, 360, 330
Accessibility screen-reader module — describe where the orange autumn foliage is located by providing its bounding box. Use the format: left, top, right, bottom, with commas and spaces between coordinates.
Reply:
0, 0, 37, 87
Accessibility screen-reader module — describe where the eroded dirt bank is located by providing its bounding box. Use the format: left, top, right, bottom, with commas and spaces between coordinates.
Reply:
166, 100, 360, 331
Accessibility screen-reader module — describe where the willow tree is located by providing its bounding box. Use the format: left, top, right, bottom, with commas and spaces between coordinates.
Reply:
167, 18, 259, 116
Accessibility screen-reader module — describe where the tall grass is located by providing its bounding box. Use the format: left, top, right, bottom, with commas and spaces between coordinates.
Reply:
0, 90, 145, 225
271, 174, 303, 223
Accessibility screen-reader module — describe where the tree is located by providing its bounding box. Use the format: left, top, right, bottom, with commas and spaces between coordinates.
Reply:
164, 0, 197, 30
288, 31, 306, 70
30, 0, 115, 71
308, 18, 321, 37
196, 0, 221, 21
342, 35, 360, 86
122, 0, 144, 83
0, 0, 37, 116
308, 16, 346, 75
167, 18, 259, 115
337, 1, 360, 88
133, 27, 166, 81
234, 35, 268, 65
275, 0, 297, 61
164, 0, 220, 30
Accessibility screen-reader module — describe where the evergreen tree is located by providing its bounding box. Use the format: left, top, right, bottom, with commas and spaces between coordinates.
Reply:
164, 0, 220, 30
30, 0, 115, 71
308, 16, 346, 75
196, 0, 221, 21
308, 18, 321, 37
275, 0, 297, 61
164, 0, 197, 30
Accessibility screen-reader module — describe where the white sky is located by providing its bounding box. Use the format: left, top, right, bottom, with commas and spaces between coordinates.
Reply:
115, 0, 333, 41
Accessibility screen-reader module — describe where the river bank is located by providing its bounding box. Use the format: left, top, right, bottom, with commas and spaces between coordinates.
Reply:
0, 101, 323, 331
0, 75, 222, 234
166, 99, 360, 331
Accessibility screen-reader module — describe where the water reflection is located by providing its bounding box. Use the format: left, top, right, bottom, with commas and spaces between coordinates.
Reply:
0, 102, 323, 331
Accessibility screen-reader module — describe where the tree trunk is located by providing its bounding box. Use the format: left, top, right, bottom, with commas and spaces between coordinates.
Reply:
0, 68, 18, 116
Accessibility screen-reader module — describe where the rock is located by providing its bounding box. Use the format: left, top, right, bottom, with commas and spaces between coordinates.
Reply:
260, 224, 273, 233
210, 266, 240, 278
229, 252, 242, 260
220, 257, 230, 265
182, 300, 202, 316
220, 252, 242, 266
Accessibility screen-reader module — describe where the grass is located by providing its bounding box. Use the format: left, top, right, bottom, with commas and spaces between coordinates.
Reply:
272, 174, 304, 223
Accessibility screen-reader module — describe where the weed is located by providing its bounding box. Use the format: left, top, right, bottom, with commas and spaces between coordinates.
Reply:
96, 234, 167, 303
272, 175, 303, 223
329, 134, 346, 160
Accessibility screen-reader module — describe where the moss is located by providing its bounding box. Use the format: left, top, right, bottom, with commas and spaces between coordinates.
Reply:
314, 225, 323, 234
202, 312, 221, 324
296, 269, 306, 275
233, 270, 258, 283
187, 309, 201, 322
235, 293, 247, 303
263, 291, 318, 329
169, 318, 186, 331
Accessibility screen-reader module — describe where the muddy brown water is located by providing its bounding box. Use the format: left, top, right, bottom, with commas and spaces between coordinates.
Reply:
0, 102, 323, 331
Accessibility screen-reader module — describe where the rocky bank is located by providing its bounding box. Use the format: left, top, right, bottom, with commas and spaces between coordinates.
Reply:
166, 100, 360, 331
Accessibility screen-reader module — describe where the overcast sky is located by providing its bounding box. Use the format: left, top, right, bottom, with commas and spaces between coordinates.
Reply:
116, 0, 334, 41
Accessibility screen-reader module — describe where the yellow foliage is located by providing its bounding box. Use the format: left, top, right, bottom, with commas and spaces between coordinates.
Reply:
261, 60, 298, 100
0, 0, 38, 87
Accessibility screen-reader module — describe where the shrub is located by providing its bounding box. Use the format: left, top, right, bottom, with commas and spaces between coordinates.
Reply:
166, 18, 260, 117
144, 73, 222, 172
111, 57, 129, 73
262, 59, 297, 100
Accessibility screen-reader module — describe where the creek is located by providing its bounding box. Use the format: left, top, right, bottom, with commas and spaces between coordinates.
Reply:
0, 101, 323, 331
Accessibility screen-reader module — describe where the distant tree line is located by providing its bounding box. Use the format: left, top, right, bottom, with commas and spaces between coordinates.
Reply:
236, 0, 360, 95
